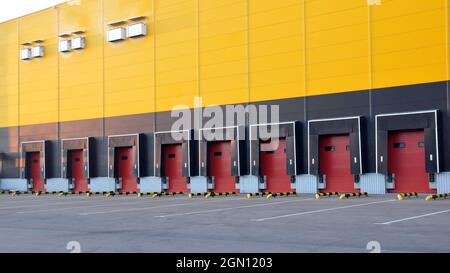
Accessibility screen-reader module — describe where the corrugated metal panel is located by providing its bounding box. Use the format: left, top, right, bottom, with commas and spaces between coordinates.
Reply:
139, 177, 163, 193
189, 176, 208, 194
0, 179, 28, 192
89, 177, 116, 192
360, 173, 386, 194
45, 178, 69, 192
437, 172, 450, 194
239, 175, 259, 194
296, 175, 318, 194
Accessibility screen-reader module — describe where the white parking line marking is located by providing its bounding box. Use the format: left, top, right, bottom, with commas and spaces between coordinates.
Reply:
0, 199, 110, 211
79, 203, 193, 215
0, 196, 90, 205
0, 197, 165, 211
251, 199, 397, 222
155, 198, 316, 218
374, 209, 450, 225
77, 198, 264, 216
15, 200, 154, 214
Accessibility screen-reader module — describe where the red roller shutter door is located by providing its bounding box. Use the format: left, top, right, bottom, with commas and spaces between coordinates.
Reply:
208, 141, 237, 193
388, 130, 435, 193
117, 147, 138, 193
164, 144, 189, 193
260, 138, 292, 193
28, 152, 45, 192
69, 149, 89, 193
319, 134, 356, 193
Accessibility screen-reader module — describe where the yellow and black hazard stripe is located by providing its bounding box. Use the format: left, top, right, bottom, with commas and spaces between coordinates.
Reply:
425, 193, 450, 201
10, 191, 25, 196
206, 192, 238, 198
67, 192, 89, 195
148, 192, 185, 198
86, 192, 115, 197
246, 192, 266, 198
114, 192, 139, 196
246, 192, 297, 199
396, 192, 419, 201
315, 192, 340, 199
265, 192, 297, 199
188, 192, 208, 198
339, 192, 369, 199
137, 192, 159, 197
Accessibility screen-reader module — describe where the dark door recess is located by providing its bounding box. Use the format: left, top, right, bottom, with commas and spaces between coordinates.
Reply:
319, 134, 357, 193
154, 130, 195, 178
250, 122, 300, 178
69, 149, 89, 192
208, 141, 237, 193
388, 130, 436, 193
376, 112, 439, 188
163, 144, 189, 193
309, 118, 361, 182
260, 138, 293, 193
27, 152, 45, 192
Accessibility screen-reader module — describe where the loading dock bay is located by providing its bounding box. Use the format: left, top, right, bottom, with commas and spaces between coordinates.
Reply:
0, 194, 448, 253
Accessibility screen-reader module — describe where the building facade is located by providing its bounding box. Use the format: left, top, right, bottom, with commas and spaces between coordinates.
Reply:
0, 0, 449, 194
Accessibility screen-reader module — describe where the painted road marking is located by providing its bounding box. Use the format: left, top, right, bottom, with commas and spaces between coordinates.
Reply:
15, 199, 157, 214
155, 198, 316, 218
374, 209, 450, 225
77, 197, 264, 216
0, 199, 117, 211
0, 196, 91, 205
78, 203, 193, 215
0, 197, 181, 211
251, 199, 397, 222
1, 195, 255, 212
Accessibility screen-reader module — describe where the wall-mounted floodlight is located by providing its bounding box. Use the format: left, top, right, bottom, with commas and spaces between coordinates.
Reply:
127, 23, 147, 38
107, 28, 126, 42
31, 46, 44, 58
20, 48, 32, 60
59, 40, 71, 52
71, 37, 85, 50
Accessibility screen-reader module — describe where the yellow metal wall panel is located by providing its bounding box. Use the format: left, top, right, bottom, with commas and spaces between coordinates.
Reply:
306, 0, 370, 96
249, 0, 305, 102
371, 0, 447, 89
59, 0, 104, 122
19, 8, 59, 126
155, 0, 198, 111
104, 0, 154, 117
0, 20, 19, 128
1, 0, 450, 129
199, 0, 248, 106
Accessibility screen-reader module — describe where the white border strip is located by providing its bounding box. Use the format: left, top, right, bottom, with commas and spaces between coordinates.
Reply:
375, 110, 439, 174
198, 126, 240, 176
307, 116, 362, 175
60, 137, 90, 178
20, 140, 46, 179
249, 121, 297, 176
153, 130, 191, 177
107, 133, 140, 177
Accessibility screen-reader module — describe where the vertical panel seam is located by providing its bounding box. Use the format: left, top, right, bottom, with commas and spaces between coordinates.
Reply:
368, 3, 374, 118
303, 0, 307, 123
153, 0, 157, 133
57, 7, 61, 146
102, 0, 106, 138
246, 0, 251, 113
446, 0, 450, 113
57, 6, 61, 178
17, 18, 21, 178
197, 0, 201, 130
